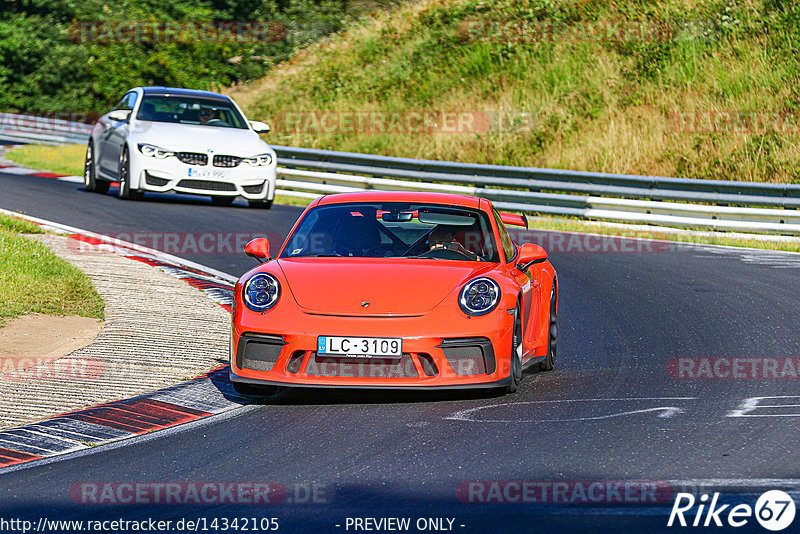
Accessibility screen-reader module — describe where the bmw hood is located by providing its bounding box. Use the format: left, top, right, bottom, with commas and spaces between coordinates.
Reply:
276, 258, 494, 316
129, 122, 271, 157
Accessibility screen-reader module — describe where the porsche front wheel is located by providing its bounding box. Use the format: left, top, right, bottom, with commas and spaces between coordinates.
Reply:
540, 286, 557, 371
505, 302, 523, 393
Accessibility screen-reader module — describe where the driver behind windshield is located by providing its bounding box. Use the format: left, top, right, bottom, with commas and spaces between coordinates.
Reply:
199, 107, 219, 124
426, 226, 479, 260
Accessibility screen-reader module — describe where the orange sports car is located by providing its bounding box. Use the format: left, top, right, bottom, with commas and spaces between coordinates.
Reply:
230, 191, 558, 394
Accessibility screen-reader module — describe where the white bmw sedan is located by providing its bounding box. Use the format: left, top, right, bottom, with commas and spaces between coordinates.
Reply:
84, 86, 277, 208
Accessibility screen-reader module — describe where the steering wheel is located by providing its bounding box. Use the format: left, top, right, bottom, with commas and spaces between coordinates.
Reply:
416, 247, 479, 260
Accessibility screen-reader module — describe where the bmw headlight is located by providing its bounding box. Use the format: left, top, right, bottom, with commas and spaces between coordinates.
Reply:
459, 277, 501, 316
242, 153, 273, 166
138, 143, 174, 159
243, 273, 281, 312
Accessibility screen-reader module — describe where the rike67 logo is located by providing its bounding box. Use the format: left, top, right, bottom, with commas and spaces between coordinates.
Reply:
668, 490, 796, 531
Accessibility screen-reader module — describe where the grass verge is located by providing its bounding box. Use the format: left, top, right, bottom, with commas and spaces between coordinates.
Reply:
0, 213, 104, 326
4, 144, 86, 177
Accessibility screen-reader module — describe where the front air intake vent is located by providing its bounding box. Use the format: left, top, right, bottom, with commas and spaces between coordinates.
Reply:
176, 152, 208, 165
439, 337, 495, 376
144, 172, 169, 186
236, 334, 286, 372
213, 155, 242, 168
305, 353, 418, 378
177, 179, 236, 192
286, 351, 306, 373
417, 353, 438, 376
242, 183, 264, 194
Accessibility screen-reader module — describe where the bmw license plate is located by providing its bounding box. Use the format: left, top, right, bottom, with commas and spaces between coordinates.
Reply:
187, 167, 228, 179
317, 336, 402, 358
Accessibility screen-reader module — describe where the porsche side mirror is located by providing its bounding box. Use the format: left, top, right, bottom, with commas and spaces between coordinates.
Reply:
250, 120, 271, 134
244, 238, 270, 263
108, 109, 131, 123
516, 243, 547, 271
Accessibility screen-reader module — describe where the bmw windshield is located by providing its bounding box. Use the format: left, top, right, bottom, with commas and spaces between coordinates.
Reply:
281, 203, 500, 261
136, 95, 248, 129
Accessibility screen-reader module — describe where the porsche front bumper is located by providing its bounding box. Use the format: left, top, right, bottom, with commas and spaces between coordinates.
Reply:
230, 307, 522, 389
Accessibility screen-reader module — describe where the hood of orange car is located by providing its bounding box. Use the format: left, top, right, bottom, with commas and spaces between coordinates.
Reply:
276, 258, 493, 316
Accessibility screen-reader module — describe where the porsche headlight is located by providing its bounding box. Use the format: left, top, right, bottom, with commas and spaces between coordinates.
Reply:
243, 273, 281, 312
459, 277, 501, 316
242, 153, 273, 166
138, 143, 174, 159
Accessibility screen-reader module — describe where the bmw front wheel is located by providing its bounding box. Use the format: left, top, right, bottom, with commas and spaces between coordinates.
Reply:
83, 141, 109, 194
117, 147, 142, 200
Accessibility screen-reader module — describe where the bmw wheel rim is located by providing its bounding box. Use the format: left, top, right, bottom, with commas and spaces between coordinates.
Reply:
84, 144, 92, 186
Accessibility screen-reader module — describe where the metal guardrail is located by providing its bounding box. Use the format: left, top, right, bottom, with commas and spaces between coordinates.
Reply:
0, 113, 92, 146
1, 113, 797, 235
272, 145, 800, 235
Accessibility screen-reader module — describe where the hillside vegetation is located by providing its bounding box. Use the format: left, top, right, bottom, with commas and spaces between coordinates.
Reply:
0, 0, 398, 114
228, 0, 800, 182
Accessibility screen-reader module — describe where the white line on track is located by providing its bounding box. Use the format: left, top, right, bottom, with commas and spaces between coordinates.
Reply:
445, 397, 698, 422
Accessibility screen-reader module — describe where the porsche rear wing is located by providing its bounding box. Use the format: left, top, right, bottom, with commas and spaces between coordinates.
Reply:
499, 212, 528, 229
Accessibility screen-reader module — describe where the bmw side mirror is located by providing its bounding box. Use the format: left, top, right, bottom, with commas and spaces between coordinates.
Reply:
250, 120, 271, 134
108, 109, 131, 123
245, 238, 271, 263
516, 243, 547, 271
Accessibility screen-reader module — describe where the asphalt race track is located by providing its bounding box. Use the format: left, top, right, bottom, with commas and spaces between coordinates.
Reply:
2, 171, 800, 533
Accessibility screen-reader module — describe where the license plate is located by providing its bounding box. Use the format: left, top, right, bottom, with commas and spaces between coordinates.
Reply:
317, 336, 402, 358
187, 167, 228, 179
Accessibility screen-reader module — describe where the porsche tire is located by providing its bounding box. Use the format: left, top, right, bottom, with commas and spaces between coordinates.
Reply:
540, 285, 557, 372
83, 141, 109, 194
232, 381, 278, 397
505, 302, 523, 393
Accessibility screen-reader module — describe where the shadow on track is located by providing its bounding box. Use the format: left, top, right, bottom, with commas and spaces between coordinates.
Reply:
214, 365, 548, 407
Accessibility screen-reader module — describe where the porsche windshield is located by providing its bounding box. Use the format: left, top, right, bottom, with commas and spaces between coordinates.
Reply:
281, 203, 500, 262
136, 95, 248, 129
